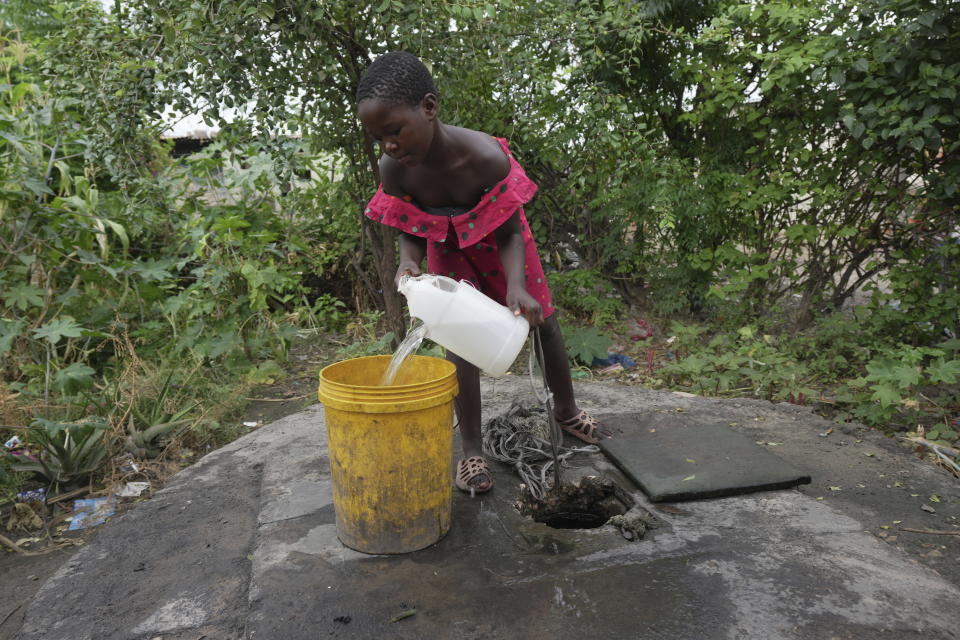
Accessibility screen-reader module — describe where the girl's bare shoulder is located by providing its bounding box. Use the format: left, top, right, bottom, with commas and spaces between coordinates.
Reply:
453, 126, 510, 184
378, 154, 406, 195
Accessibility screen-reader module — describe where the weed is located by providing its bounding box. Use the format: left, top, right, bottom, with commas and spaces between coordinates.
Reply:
659, 323, 817, 401
307, 293, 350, 331
0, 464, 29, 503
416, 339, 445, 359
336, 311, 395, 359
549, 269, 625, 326
834, 344, 960, 433
12, 418, 111, 490
561, 325, 613, 367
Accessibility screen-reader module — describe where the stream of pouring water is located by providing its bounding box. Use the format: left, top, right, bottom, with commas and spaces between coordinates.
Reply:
380, 324, 428, 386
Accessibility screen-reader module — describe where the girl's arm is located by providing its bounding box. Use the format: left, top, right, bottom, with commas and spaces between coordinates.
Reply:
379, 157, 426, 287
495, 210, 543, 326
396, 232, 426, 287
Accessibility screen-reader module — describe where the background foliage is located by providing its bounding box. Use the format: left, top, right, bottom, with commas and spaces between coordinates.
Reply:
1, 0, 958, 496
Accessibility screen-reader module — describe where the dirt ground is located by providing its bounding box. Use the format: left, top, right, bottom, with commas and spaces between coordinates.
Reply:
1, 331, 958, 639
0, 332, 337, 639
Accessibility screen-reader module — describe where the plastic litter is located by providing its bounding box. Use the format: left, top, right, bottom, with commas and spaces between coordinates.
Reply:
116, 482, 150, 497
16, 488, 47, 503
629, 319, 654, 341
591, 353, 637, 370
114, 453, 139, 474
4, 435, 37, 461
598, 363, 624, 374
69, 497, 117, 530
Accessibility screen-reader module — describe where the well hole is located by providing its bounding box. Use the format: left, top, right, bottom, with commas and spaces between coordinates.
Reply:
539, 510, 609, 530
515, 476, 627, 531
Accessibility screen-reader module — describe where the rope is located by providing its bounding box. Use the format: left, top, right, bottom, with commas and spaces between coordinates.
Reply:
531, 327, 563, 489
482, 404, 598, 501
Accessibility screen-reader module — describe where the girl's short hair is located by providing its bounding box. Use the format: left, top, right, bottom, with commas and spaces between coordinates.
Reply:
356, 51, 438, 107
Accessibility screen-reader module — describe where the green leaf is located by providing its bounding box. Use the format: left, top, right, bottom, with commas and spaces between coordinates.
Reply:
870, 383, 902, 407
864, 359, 893, 380
891, 364, 922, 389
210, 215, 251, 232
207, 331, 242, 358
246, 360, 284, 384
0, 131, 28, 156
11, 82, 38, 103
926, 359, 960, 384
784, 224, 817, 243
0, 319, 26, 357
23, 177, 54, 197
936, 338, 960, 351
32, 317, 86, 345
563, 326, 613, 366
2, 284, 44, 311
53, 362, 96, 395
132, 259, 173, 282
104, 220, 130, 254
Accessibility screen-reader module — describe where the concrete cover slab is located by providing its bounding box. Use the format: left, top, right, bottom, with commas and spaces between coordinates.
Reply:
13, 380, 960, 640
599, 413, 811, 501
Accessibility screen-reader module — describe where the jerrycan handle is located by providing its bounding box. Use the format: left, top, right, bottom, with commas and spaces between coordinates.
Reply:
398, 274, 458, 327
398, 273, 460, 294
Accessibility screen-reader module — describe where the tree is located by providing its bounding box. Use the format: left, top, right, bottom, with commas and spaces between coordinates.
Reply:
124, 0, 574, 339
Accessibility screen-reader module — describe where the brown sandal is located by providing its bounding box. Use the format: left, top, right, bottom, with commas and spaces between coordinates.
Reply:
456, 456, 493, 496
556, 410, 608, 444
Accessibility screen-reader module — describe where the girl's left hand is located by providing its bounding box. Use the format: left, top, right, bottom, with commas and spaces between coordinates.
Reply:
506, 288, 543, 327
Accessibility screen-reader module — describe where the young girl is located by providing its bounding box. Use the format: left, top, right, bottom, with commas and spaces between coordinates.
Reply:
357, 51, 611, 494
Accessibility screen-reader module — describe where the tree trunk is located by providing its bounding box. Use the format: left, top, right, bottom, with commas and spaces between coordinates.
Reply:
361, 133, 405, 343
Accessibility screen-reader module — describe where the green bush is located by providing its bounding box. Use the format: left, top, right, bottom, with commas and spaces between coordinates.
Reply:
548, 269, 625, 326
660, 324, 817, 401
835, 344, 960, 432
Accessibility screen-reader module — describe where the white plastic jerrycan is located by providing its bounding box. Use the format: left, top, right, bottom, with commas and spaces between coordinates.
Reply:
398, 274, 530, 377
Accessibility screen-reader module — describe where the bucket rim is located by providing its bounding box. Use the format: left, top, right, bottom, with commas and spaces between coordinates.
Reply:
318, 354, 456, 391
318, 354, 458, 413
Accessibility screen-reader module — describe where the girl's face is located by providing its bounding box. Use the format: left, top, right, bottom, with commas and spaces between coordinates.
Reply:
358, 96, 437, 167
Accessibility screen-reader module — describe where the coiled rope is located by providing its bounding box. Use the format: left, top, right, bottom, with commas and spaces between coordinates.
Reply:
481, 328, 598, 500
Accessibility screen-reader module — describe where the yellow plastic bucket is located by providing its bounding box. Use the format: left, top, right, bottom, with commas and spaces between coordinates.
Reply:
318, 354, 458, 554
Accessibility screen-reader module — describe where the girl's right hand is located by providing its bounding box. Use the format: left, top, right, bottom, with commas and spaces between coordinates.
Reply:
506, 287, 543, 327
394, 261, 422, 289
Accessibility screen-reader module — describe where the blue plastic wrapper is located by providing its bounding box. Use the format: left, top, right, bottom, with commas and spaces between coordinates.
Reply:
69, 497, 117, 530
591, 353, 637, 369
16, 488, 47, 503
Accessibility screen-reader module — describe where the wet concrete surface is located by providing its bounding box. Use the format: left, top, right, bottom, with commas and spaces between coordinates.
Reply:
12, 378, 960, 639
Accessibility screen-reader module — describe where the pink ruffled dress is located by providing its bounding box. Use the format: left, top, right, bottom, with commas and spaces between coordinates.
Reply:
363, 137, 555, 319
